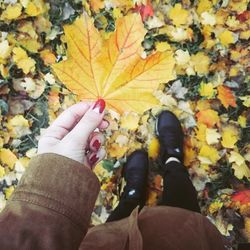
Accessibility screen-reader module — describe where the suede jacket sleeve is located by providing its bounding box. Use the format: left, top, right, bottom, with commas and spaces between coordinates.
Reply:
0, 153, 100, 250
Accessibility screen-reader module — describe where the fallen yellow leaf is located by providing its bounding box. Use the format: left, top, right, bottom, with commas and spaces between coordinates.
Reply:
219, 30, 235, 47
195, 123, 207, 142
198, 144, 220, 165
221, 126, 238, 149
155, 41, 171, 52
232, 163, 250, 180
108, 143, 128, 158
184, 146, 196, 166
25, 0, 46, 17
0, 148, 18, 170
120, 112, 140, 131
191, 52, 210, 75
208, 200, 223, 214
199, 82, 216, 99
0, 40, 11, 60
4, 186, 15, 200
147, 190, 158, 206
229, 151, 245, 166
169, 4, 189, 26
53, 13, 175, 114
13, 47, 36, 74
6, 115, 31, 138
206, 128, 221, 145
0, 165, 5, 178
244, 217, 250, 241
239, 96, 250, 108
1, 3, 22, 20
238, 115, 247, 128
197, 0, 212, 15
148, 137, 160, 160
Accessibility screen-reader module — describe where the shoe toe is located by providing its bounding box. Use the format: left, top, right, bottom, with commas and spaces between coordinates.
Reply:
156, 111, 182, 135
126, 150, 148, 170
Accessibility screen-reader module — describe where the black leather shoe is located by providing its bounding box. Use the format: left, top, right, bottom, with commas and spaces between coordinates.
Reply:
120, 150, 149, 207
156, 110, 184, 164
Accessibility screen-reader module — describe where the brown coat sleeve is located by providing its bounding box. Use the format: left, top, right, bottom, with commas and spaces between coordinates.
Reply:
0, 153, 100, 250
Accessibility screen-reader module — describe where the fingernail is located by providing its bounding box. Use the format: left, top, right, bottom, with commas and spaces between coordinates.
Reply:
92, 99, 105, 114
92, 139, 101, 150
89, 154, 99, 166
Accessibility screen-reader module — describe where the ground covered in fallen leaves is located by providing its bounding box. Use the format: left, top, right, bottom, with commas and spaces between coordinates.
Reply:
0, 0, 249, 248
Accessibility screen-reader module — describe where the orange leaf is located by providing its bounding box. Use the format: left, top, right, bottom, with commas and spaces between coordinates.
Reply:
40, 49, 56, 65
232, 190, 250, 205
217, 85, 237, 109
196, 109, 219, 128
52, 13, 175, 114
89, 0, 104, 12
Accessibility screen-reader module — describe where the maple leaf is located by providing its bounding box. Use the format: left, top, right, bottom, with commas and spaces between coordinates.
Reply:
198, 144, 220, 165
120, 112, 140, 131
231, 162, 250, 180
218, 30, 235, 47
169, 3, 189, 26
0, 148, 18, 170
196, 109, 219, 128
229, 151, 245, 166
217, 85, 237, 109
206, 128, 221, 145
221, 126, 238, 149
52, 13, 175, 114
199, 82, 216, 99
195, 123, 207, 142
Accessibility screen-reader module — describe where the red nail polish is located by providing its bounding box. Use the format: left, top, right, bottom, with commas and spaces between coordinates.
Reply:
92, 99, 105, 113
89, 154, 99, 166
92, 140, 101, 150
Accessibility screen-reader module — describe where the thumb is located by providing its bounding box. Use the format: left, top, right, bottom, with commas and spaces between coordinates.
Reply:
63, 99, 106, 145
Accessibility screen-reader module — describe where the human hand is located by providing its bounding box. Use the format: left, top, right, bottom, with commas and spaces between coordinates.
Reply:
38, 99, 108, 169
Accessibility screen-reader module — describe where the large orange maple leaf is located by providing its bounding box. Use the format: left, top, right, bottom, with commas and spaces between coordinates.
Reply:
52, 13, 175, 114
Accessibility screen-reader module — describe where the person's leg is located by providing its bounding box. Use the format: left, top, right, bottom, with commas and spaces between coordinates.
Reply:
106, 150, 148, 222
106, 198, 140, 222
161, 158, 200, 213
156, 111, 200, 213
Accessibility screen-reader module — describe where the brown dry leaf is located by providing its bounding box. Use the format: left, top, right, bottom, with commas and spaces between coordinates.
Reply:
52, 13, 175, 114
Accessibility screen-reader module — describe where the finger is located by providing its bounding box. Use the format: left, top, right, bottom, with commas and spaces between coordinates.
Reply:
63, 99, 106, 146
87, 147, 106, 169
98, 119, 109, 130
89, 132, 105, 152
43, 102, 91, 140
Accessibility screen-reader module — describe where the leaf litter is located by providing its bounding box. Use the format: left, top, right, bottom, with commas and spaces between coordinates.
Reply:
0, 0, 249, 247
